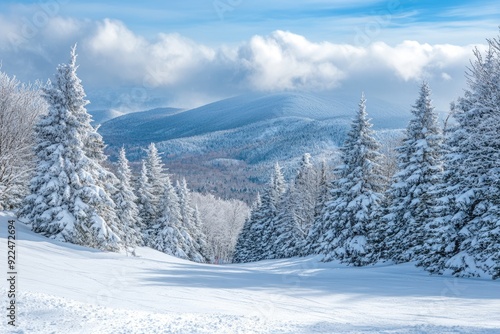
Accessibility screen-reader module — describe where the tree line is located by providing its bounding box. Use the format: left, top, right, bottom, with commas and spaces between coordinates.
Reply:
234, 35, 500, 279
1, 32, 499, 277
11, 46, 249, 263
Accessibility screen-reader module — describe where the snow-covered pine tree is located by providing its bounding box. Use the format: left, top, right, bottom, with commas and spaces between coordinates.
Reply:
134, 142, 167, 245
473, 110, 500, 280
232, 193, 262, 263
416, 105, 457, 274
273, 153, 318, 258
176, 178, 208, 263
382, 82, 443, 263
273, 182, 301, 259
314, 160, 330, 223
253, 163, 286, 261
20, 46, 122, 251
320, 94, 385, 266
151, 175, 190, 260
304, 159, 331, 256
292, 154, 318, 249
136, 160, 156, 242
234, 164, 286, 262
426, 35, 500, 278
145, 143, 167, 218
193, 205, 213, 262
114, 147, 144, 249
246, 196, 272, 262
77, 100, 126, 250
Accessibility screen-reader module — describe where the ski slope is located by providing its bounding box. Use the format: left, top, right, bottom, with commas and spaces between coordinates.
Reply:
1, 212, 499, 334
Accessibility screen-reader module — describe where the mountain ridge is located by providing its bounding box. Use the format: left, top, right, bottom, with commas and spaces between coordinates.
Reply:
99, 92, 409, 147
98, 92, 409, 201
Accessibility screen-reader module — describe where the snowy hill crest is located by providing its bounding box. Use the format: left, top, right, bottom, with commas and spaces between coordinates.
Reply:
98, 92, 409, 200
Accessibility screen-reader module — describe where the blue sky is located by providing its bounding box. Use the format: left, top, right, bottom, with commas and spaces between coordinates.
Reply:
2, 0, 497, 44
0, 0, 498, 109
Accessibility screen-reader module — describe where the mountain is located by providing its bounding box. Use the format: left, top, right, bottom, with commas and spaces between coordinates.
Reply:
88, 109, 125, 125
99, 92, 409, 201
100, 92, 408, 146
95, 106, 183, 128
2, 212, 498, 333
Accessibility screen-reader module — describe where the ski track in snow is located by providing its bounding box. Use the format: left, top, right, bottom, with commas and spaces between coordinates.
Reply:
1, 212, 499, 334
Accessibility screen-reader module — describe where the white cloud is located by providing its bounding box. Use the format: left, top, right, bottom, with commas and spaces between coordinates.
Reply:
43, 17, 82, 40
370, 41, 434, 80
0, 16, 485, 110
235, 31, 476, 93
358, 40, 479, 83
237, 32, 345, 90
441, 72, 452, 81
85, 19, 216, 87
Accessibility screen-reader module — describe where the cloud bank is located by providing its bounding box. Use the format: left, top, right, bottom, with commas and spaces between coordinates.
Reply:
0, 16, 486, 110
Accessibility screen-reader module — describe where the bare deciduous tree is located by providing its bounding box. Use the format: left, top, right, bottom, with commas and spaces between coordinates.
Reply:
192, 192, 250, 263
0, 71, 47, 209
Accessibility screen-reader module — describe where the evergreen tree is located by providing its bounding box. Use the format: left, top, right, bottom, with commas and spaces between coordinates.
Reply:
304, 160, 331, 256
382, 82, 443, 263
151, 175, 190, 259
320, 94, 385, 266
292, 153, 318, 247
426, 35, 500, 278
233, 164, 286, 262
314, 160, 330, 222
114, 147, 144, 249
233, 194, 262, 263
136, 160, 156, 242
20, 46, 122, 251
193, 205, 213, 262
134, 143, 167, 243
253, 163, 286, 261
245, 194, 270, 262
273, 153, 318, 258
176, 178, 208, 263
84, 131, 128, 251
145, 143, 167, 219
273, 182, 301, 258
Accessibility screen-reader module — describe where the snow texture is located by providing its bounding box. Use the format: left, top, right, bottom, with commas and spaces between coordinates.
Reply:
1, 212, 499, 333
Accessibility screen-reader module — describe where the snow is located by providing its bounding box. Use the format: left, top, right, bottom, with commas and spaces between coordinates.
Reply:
1, 212, 500, 333
88, 109, 125, 125
100, 92, 409, 145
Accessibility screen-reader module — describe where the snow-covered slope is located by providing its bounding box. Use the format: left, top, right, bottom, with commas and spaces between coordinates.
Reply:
97, 93, 408, 201
1, 213, 499, 333
99, 92, 408, 146
97, 106, 183, 129
88, 109, 125, 125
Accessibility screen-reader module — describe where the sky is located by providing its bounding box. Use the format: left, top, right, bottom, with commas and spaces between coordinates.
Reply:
0, 0, 498, 111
